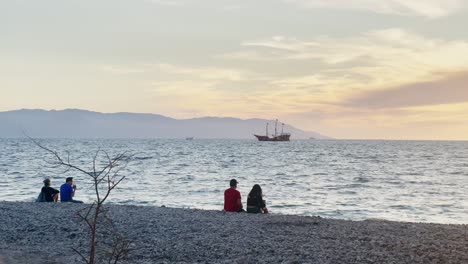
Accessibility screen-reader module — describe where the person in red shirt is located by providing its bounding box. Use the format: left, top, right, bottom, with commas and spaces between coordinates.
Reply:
224, 179, 244, 212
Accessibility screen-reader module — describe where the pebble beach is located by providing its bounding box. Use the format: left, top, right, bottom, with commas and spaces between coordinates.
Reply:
1, 202, 468, 263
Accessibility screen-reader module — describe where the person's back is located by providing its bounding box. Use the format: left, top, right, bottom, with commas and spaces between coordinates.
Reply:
224, 188, 241, 212
247, 184, 268, 214
247, 194, 265, 213
42, 186, 59, 202
39, 178, 59, 202
60, 182, 73, 202
224, 179, 243, 212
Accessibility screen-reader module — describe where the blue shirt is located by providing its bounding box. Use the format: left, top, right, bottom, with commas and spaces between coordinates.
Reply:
60, 183, 74, 202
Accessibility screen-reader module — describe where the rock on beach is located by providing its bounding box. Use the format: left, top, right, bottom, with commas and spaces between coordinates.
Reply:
0, 202, 468, 263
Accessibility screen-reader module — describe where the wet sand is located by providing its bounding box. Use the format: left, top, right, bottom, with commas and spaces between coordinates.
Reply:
0, 201, 467, 263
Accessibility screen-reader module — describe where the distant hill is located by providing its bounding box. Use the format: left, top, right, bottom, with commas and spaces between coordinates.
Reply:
0, 109, 330, 139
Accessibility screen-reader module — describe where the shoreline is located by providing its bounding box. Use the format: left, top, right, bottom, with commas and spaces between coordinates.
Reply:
1, 201, 468, 263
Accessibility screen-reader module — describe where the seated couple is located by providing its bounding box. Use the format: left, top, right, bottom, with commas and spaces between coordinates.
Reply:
37, 177, 83, 203
224, 179, 269, 214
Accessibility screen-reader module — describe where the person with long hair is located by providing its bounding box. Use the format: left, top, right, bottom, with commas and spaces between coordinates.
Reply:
41, 177, 59, 202
247, 184, 268, 214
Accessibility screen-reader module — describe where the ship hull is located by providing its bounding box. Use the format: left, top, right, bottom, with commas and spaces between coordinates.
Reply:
254, 134, 290, 141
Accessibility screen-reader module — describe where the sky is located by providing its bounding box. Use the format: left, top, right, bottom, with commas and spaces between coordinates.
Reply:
2, 0, 468, 140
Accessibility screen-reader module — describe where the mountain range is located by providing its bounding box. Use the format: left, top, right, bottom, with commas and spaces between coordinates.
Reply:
0, 109, 329, 139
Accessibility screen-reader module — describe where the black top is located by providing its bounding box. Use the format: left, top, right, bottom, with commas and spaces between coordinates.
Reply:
41, 186, 59, 202
247, 195, 265, 209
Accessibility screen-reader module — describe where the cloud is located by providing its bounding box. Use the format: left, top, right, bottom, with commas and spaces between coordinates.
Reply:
242, 29, 468, 66
217, 28, 468, 138
227, 28, 468, 101
284, 0, 465, 18
133, 30, 468, 123
343, 71, 468, 109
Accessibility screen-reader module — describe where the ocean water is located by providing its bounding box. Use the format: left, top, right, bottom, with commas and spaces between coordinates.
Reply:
1, 138, 468, 224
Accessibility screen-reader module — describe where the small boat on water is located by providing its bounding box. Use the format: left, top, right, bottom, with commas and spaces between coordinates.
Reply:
254, 119, 291, 141
185, 137, 194, 140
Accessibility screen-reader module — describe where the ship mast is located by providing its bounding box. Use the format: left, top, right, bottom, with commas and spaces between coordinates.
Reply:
274, 119, 278, 137
266, 123, 269, 137
281, 123, 284, 135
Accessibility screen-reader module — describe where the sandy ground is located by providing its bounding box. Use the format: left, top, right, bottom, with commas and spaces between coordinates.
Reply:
1, 202, 468, 263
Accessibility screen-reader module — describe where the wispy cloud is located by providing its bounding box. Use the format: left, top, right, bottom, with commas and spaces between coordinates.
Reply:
241, 29, 468, 66
343, 71, 468, 109
226, 29, 468, 99
284, 0, 466, 18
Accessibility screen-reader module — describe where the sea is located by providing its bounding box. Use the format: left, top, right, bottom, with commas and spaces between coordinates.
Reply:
1, 138, 468, 224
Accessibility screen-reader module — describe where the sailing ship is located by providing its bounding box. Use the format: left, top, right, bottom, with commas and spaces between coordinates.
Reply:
254, 119, 291, 141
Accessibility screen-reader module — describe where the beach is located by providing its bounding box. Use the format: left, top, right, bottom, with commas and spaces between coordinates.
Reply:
0, 202, 468, 263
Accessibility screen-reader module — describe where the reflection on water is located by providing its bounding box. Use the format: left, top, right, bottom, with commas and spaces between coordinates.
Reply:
1, 138, 468, 224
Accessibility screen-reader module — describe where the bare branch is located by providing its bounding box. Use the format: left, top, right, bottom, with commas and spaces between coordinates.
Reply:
93, 148, 100, 182
101, 213, 133, 264
101, 176, 125, 204
60, 166, 72, 174
102, 150, 112, 167
27, 136, 98, 179
28, 133, 133, 264
76, 204, 96, 230
72, 247, 90, 264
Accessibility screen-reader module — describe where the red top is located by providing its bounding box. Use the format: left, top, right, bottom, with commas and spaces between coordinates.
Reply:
224, 188, 241, 212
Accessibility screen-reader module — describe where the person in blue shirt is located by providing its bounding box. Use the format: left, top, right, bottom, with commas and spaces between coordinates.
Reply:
60, 177, 83, 203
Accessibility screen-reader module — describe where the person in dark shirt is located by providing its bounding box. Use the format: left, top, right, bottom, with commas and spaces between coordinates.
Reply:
224, 179, 244, 212
247, 184, 268, 214
60, 177, 83, 203
41, 178, 59, 202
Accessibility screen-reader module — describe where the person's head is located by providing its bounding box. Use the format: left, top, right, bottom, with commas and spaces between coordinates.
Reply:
249, 184, 262, 197
66, 177, 74, 185
229, 179, 238, 188
43, 178, 51, 187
